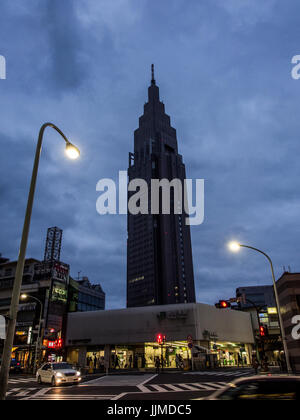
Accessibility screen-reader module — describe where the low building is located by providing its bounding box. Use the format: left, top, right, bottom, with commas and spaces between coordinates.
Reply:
277, 272, 300, 372
66, 303, 255, 371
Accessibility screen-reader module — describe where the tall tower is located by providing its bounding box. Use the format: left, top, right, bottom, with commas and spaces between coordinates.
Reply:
127, 66, 196, 308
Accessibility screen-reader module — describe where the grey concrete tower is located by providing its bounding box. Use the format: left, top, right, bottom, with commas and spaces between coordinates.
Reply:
127, 65, 196, 308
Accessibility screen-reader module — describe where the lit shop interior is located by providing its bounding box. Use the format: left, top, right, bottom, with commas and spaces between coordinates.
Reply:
68, 340, 253, 371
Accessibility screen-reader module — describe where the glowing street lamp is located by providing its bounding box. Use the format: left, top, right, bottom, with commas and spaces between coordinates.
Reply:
228, 241, 292, 374
65, 142, 80, 160
0, 123, 80, 400
228, 241, 241, 252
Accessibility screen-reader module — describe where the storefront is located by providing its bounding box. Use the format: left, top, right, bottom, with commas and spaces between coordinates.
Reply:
65, 302, 255, 371
210, 341, 251, 367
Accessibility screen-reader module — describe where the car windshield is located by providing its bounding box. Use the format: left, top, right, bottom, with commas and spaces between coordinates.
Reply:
52, 363, 73, 370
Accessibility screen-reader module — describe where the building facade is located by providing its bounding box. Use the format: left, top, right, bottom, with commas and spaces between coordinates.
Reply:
68, 276, 105, 312
127, 66, 196, 308
0, 258, 106, 369
277, 272, 300, 372
236, 285, 281, 364
66, 302, 254, 372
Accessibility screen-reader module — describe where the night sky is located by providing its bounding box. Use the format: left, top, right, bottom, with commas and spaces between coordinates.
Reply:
1, 0, 300, 309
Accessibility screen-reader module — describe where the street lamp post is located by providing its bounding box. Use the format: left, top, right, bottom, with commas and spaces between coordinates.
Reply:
20, 294, 43, 374
0, 123, 80, 400
228, 242, 292, 374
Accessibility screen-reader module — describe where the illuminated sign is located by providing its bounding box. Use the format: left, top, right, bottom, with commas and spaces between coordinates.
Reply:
51, 282, 68, 303
267, 307, 277, 315
47, 339, 63, 349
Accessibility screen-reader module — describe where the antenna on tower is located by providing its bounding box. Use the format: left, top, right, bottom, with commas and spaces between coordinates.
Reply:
151, 64, 156, 85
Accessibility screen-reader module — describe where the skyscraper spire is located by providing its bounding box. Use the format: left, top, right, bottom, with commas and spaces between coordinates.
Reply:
151, 64, 156, 85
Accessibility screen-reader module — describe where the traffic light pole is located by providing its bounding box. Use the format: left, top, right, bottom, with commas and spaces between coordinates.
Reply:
240, 245, 292, 374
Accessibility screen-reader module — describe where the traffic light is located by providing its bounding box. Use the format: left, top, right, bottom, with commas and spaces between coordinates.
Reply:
156, 333, 166, 344
215, 300, 231, 309
259, 325, 268, 337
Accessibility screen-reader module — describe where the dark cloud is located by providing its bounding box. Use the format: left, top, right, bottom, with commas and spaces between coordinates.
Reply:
1, 0, 300, 308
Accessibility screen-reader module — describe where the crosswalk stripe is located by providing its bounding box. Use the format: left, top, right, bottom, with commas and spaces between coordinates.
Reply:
150, 384, 168, 392
178, 383, 202, 391
164, 384, 183, 391
15, 390, 34, 397
193, 383, 220, 390
184, 370, 253, 377
198, 383, 226, 390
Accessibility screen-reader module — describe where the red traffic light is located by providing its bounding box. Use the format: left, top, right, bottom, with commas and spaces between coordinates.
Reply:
215, 300, 231, 309
156, 333, 166, 344
259, 326, 267, 337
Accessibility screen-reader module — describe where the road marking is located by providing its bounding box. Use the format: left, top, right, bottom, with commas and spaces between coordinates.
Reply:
29, 387, 51, 397
193, 383, 220, 390
184, 370, 253, 377
15, 388, 37, 396
138, 382, 227, 393
137, 374, 158, 392
23, 394, 116, 400
164, 384, 183, 391
150, 384, 168, 392
6, 388, 20, 395
178, 383, 202, 391
111, 392, 128, 400
8, 378, 36, 384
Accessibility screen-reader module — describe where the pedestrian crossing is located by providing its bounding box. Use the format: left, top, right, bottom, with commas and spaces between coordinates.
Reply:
6, 387, 116, 400
6, 381, 229, 399
22, 394, 117, 400
6, 387, 44, 398
184, 369, 253, 377
8, 377, 36, 385
142, 382, 228, 393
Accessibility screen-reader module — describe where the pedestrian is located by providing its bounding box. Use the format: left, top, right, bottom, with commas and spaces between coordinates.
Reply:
252, 357, 259, 375
175, 354, 180, 369
155, 356, 160, 374
129, 354, 133, 369
238, 354, 242, 367
116, 356, 120, 369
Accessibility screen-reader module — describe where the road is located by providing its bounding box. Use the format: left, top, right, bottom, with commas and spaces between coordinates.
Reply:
5, 368, 255, 400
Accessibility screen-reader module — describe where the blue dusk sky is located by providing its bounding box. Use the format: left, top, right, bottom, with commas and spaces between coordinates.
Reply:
1, 0, 300, 308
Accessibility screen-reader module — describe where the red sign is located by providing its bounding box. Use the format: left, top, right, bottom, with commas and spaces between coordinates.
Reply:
47, 341, 56, 349
47, 339, 63, 349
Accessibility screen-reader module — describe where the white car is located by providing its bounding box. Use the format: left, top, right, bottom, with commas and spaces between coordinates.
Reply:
37, 362, 82, 386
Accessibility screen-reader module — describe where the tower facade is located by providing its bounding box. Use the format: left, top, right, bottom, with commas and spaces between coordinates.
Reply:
127, 66, 196, 307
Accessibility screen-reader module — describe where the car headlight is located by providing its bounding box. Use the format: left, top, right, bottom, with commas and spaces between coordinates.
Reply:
55, 372, 63, 377
76, 371, 81, 376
